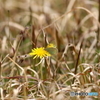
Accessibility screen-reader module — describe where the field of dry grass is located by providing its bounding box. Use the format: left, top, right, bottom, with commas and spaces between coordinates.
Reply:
0, 0, 100, 100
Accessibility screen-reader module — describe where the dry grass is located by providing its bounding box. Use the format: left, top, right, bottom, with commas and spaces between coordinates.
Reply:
0, 0, 100, 100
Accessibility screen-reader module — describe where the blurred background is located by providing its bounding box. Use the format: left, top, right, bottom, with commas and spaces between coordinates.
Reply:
0, 0, 100, 100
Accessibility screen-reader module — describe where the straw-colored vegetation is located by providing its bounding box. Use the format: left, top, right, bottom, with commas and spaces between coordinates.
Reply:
0, 0, 100, 100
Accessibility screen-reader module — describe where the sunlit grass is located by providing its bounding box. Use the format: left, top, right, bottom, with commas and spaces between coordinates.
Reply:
0, 0, 100, 100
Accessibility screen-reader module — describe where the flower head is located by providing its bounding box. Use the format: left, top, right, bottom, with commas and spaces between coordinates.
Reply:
29, 47, 51, 59
47, 43, 56, 48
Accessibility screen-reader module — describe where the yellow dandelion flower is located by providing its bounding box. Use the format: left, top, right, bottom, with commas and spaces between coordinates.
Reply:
45, 43, 57, 55
47, 43, 56, 48
29, 47, 51, 59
